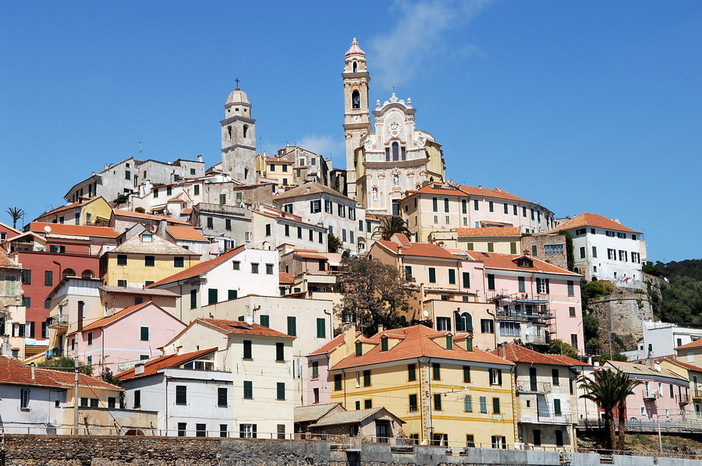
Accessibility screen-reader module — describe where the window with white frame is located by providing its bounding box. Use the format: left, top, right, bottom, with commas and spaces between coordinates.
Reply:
499, 322, 520, 337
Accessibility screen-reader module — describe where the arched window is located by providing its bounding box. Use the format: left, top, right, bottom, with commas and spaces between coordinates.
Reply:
227, 125, 232, 140
392, 142, 399, 161
243, 124, 249, 138
455, 312, 473, 332
81, 270, 94, 279
351, 90, 360, 109
352, 61, 358, 73
244, 167, 249, 179
463, 312, 473, 332
63, 268, 76, 278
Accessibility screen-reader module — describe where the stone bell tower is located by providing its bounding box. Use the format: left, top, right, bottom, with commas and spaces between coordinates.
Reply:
342, 38, 372, 200
221, 83, 257, 183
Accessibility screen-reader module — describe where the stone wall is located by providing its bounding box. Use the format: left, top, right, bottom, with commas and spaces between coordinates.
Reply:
520, 233, 568, 270
590, 288, 654, 351
2, 435, 700, 465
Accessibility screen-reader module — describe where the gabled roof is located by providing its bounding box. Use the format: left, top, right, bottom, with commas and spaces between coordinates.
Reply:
29, 222, 119, 239
456, 227, 521, 238
375, 239, 457, 260
472, 252, 579, 276
99, 286, 179, 297
166, 225, 208, 242
309, 331, 361, 356
554, 213, 640, 234
147, 246, 245, 288
674, 339, 702, 351
294, 403, 342, 423
279, 272, 294, 285
309, 407, 405, 428
0, 356, 121, 390
274, 182, 352, 202
457, 185, 530, 203
332, 325, 513, 371
404, 185, 469, 198
606, 360, 687, 381
195, 318, 294, 339
110, 231, 197, 256
663, 358, 702, 374
116, 348, 217, 381
492, 343, 587, 367
113, 209, 189, 225
81, 301, 180, 332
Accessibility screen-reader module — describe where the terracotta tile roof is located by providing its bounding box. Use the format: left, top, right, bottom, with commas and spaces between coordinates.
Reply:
309, 332, 361, 356
663, 358, 702, 373
294, 252, 329, 260
29, 222, 119, 239
457, 185, 530, 203
0, 356, 121, 390
279, 272, 294, 284
405, 186, 469, 197
456, 227, 521, 238
39, 202, 81, 216
492, 343, 587, 367
274, 182, 352, 202
111, 232, 198, 256
605, 360, 687, 381
674, 339, 702, 351
99, 286, 178, 297
332, 325, 513, 370
147, 246, 245, 288
554, 213, 640, 234
81, 301, 165, 332
198, 318, 295, 339
166, 225, 208, 242
116, 348, 217, 381
113, 209, 189, 225
294, 403, 342, 423
473, 252, 579, 276
376, 240, 457, 260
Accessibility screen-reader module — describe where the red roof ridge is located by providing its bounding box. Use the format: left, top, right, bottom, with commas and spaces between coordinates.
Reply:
147, 246, 246, 288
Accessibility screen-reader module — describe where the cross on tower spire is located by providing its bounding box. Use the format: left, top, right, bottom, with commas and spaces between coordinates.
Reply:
235, 77, 240, 89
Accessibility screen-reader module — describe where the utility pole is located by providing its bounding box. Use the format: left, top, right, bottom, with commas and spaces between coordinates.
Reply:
74, 359, 79, 434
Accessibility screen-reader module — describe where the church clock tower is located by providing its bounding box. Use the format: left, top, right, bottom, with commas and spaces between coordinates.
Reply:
342, 38, 371, 200
221, 84, 257, 183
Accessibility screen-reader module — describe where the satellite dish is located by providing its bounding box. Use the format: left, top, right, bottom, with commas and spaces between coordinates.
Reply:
423, 310, 429, 317
44, 226, 52, 233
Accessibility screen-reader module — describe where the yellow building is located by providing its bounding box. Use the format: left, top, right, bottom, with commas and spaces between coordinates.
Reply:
429, 227, 523, 255
661, 358, 702, 417
398, 185, 470, 243
328, 324, 516, 449
101, 229, 199, 288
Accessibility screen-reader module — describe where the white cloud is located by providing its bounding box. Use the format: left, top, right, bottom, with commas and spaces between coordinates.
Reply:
369, 0, 492, 90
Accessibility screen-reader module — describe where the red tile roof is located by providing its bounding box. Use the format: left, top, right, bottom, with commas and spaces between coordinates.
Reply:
473, 252, 578, 276
166, 225, 208, 242
492, 343, 587, 367
81, 302, 176, 332
294, 252, 329, 260
674, 339, 702, 351
554, 213, 640, 234
332, 325, 513, 370
309, 331, 362, 356
457, 185, 530, 203
116, 348, 217, 381
376, 240, 457, 260
663, 358, 702, 373
113, 209, 189, 224
279, 272, 295, 284
198, 318, 294, 339
456, 227, 521, 238
0, 356, 121, 390
147, 246, 245, 288
29, 222, 119, 238
405, 186, 469, 197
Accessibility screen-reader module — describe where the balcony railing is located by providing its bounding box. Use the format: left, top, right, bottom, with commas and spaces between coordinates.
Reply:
643, 390, 659, 400
47, 315, 68, 329
677, 394, 690, 405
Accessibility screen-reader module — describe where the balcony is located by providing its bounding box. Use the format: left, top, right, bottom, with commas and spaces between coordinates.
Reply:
691, 386, 702, 400
47, 315, 68, 329
517, 382, 552, 394
677, 394, 690, 405
643, 390, 659, 401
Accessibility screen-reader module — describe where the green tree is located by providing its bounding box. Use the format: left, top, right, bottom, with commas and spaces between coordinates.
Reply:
559, 230, 574, 271
6, 207, 24, 229
328, 233, 342, 253
337, 256, 411, 335
38, 356, 93, 376
579, 368, 641, 451
546, 339, 579, 359
372, 216, 411, 241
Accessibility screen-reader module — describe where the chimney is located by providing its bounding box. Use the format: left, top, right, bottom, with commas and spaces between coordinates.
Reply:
158, 220, 168, 238
31, 365, 35, 380
344, 323, 357, 357
135, 363, 145, 376
377, 324, 384, 334
197, 154, 203, 163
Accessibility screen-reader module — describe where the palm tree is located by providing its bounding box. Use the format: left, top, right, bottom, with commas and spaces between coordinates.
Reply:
6, 207, 24, 229
579, 368, 641, 451
372, 216, 411, 241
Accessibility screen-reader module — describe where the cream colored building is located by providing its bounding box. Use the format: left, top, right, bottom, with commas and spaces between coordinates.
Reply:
399, 185, 469, 242
430, 227, 523, 255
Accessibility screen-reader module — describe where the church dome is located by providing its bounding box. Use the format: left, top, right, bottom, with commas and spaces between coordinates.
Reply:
345, 37, 365, 57
226, 88, 250, 105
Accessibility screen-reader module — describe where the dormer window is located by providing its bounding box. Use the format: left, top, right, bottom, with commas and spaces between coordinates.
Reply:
355, 341, 362, 357
141, 233, 152, 243
380, 336, 389, 352
516, 257, 533, 268
446, 334, 453, 350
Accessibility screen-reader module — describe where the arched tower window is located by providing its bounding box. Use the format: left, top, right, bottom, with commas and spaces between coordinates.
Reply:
392, 142, 399, 161
227, 125, 232, 140
352, 61, 358, 73
244, 167, 249, 179
243, 124, 249, 138
385, 147, 390, 162
352, 90, 360, 109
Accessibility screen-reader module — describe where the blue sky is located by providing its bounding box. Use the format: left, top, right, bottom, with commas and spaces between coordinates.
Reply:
1, 1, 700, 262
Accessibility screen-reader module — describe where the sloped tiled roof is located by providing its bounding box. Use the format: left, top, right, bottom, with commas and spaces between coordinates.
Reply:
674, 339, 702, 351
457, 185, 530, 203
166, 225, 208, 242
663, 358, 702, 374
492, 343, 587, 367
473, 252, 579, 276
148, 246, 245, 288
198, 319, 294, 339
279, 272, 294, 284
294, 403, 342, 423
110, 232, 197, 255
606, 360, 687, 381
309, 332, 362, 356
274, 182, 352, 202
116, 348, 217, 381
309, 408, 404, 428
332, 325, 513, 371
376, 240, 457, 260
554, 213, 640, 234
405, 186, 469, 197
456, 227, 521, 238
29, 222, 119, 239
0, 357, 121, 390
81, 301, 179, 332
113, 209, 189, 225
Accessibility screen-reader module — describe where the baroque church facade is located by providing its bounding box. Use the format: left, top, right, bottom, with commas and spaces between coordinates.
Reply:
342, 38, 446, 216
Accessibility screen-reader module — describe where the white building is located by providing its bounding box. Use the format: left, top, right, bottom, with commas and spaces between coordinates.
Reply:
274, 182, 366, 253
623, 321, 702, 361
147, 245, 279, 317
251, 205, 327, 252
555, 212, 646, 286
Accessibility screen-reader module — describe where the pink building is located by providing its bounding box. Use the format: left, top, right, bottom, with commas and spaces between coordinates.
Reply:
605, 361, 691, 422
307, 330, 360, 405
474, 252, 584, 354
67, 301, 185, 374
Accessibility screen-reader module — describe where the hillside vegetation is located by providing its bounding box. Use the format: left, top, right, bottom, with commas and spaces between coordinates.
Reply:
645, 259, 702, 325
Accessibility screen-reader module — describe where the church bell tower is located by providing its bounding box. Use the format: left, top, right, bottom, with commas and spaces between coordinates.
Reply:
342, 38, 372, 200
221, 83, 257, 183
